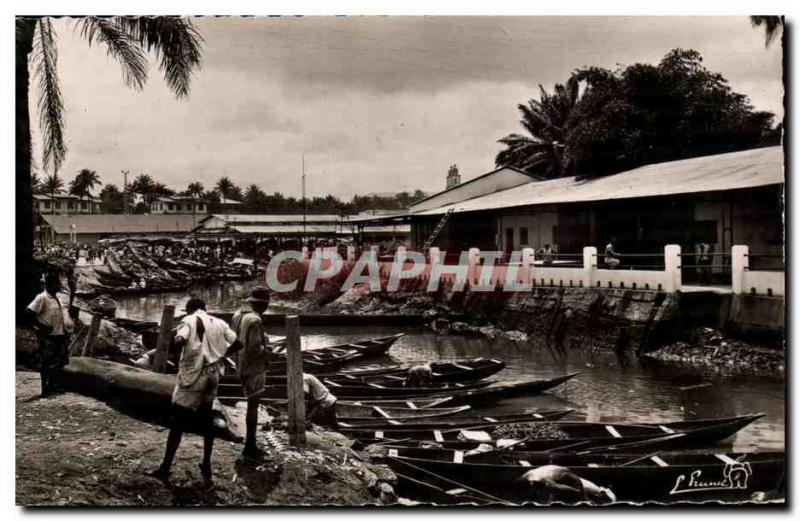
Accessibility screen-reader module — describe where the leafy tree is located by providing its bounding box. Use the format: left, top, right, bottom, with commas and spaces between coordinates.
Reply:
129, 173, 156, 205
751, 16, 783, 47
99, 184, 125, 213
496, 77, 582, 178
186, 181, 204, 198
214, 176, 236, 200
497, 48, 779, 179
16, 16, 203, 309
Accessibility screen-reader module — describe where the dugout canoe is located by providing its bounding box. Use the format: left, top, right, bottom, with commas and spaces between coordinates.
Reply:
337, 408, 574, 430
49, 357, 239, 441
220, 357, 505, 386
263, 333, 404, 374
218, 379, 493, 400
367, 414, 765, 449
386, 450, 785, 503
240, 399, 474, 421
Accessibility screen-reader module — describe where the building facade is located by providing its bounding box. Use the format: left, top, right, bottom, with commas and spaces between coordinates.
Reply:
34, 194, 101, 215
408, 147, 784, 272
150, 196, 207, 214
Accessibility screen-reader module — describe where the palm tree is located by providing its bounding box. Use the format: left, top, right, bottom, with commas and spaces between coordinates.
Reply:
129, 173, 156, 206
69, 168, 102, 213
750, 16, 784, 48
41, 173, 63, 214
16, 16, 203, 309
215, 176, 235, 201
495, 77, 582, 179
186, 181, 205, 227
31, 172, 43, 194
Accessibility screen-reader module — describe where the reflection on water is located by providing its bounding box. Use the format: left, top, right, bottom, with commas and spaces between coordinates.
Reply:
114, 281, 259, 321
115, 285, 784, 452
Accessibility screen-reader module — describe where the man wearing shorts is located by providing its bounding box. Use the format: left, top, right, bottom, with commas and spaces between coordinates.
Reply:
231, 286, 273, 458
25, 272, 71, 397
148, 298, 240, 487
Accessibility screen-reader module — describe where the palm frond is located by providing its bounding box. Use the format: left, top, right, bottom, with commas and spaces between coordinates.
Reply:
32, 18, 66, 173
115, 17, 204, 98
750, 16, 783, 48
78, 17, 148, 90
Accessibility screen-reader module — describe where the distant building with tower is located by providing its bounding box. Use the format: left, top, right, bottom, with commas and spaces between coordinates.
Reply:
446, 164, 461, 189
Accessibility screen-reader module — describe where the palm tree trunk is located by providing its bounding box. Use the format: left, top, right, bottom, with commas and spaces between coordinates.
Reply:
16, 19, 39, 317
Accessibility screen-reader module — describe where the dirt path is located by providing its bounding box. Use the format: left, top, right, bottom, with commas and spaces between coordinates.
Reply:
16, 370, 395, 506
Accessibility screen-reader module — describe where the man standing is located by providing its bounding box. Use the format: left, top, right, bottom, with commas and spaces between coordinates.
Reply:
231, 286, 273, 458
148, 298, 241, 488
25, 272, 70, 397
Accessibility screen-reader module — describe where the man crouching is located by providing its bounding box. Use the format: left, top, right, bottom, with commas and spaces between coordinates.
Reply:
148, 297, 241, 488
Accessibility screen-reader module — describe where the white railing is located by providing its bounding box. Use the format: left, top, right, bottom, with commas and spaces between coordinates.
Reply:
732, 245, 785, 297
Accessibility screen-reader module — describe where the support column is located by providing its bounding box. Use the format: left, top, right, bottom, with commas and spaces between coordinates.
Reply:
583, 246, 597, 288
467, 247, 480, 284
731, 245, 749, 294
153, 305, 175, 373
664, 244, 682, 293
521, 247, 535, 284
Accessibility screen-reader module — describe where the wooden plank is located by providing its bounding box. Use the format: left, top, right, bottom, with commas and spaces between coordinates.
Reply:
285, 315, 306, 447
152, 305, 175, 374
81, 314, 102, 357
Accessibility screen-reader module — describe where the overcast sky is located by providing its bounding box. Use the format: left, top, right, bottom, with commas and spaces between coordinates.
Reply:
31, 16, 783, 198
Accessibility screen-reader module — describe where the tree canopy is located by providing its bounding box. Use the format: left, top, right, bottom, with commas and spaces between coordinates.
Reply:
497, 48, 780, 179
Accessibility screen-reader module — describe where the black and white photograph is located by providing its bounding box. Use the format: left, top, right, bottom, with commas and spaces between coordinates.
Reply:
11, 7, 788, 509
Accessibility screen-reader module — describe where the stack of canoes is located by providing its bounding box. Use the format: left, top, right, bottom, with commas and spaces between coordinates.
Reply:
136, 325, 785, 504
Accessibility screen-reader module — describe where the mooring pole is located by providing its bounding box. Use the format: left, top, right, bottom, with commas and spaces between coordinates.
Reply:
285, 315, 306, 446
81, 313, 102, 357
153, 304, 175, 373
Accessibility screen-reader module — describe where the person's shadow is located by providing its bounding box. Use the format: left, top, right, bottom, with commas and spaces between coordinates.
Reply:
232, 456, 282, 503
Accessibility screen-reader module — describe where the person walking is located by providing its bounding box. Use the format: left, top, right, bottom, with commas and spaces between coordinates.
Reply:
148, 298, 241, 488
231, 286, 273, 458
25, 272, 71, 397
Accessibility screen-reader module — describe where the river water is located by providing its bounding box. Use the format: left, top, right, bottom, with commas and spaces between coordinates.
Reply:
114, 282, 785, 452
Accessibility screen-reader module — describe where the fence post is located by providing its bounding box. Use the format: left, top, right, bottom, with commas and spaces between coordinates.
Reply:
152, 304, 175, 373
583, 246, 597, 288
81, 313, 102, 357
731, 245, 749, 294
285, 315, 306, 447
664, 244, 682, 293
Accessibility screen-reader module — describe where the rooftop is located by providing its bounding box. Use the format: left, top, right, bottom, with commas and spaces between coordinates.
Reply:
412, 146, 784, 216
41, 214, 198, 234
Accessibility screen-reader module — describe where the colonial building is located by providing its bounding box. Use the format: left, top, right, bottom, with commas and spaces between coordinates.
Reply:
407, 146, 783, 269
150, 196, 208, 215
34, 194, 101, 215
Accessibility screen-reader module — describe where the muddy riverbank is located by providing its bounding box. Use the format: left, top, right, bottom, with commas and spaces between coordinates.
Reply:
15, 371, 397, 506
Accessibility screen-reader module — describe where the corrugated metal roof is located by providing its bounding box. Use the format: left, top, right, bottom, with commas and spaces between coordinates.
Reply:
42, 214, 197, 234
412, 146, 783, 216
208, 214, 346, 223
230, 224, 351, 235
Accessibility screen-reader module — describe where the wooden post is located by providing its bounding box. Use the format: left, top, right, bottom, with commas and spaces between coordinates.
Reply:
81, 314, 102, 357
285, 315, 306, 446
152, 305, 175, 374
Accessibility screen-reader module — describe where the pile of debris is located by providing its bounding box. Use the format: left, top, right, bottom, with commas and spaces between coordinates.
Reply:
642, 327, 785, 376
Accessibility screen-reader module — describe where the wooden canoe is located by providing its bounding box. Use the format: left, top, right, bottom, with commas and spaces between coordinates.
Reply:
49, 357, 240, 441
337, 408, 575, 430
219, 357, 506, 386
239, 399, 474, 421
386, 450, 785, 503
218, 379, 493, 400
366, 414, 765, 449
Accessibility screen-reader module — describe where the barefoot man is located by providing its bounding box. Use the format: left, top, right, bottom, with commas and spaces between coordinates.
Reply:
148, 297, 241, 487
231, 286, 273, 458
